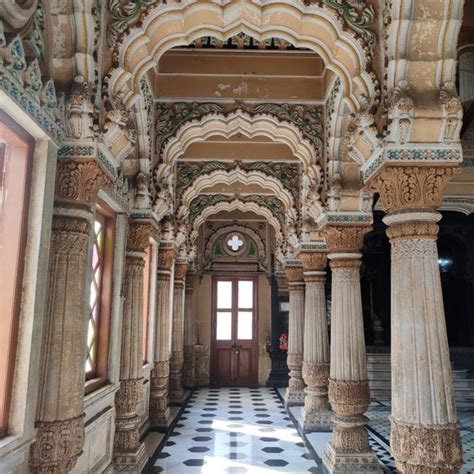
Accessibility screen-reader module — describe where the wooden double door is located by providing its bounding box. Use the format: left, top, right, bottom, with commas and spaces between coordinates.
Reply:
211, 276, 258, 386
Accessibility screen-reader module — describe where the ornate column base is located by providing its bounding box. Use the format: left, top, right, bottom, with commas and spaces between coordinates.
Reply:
391, 418, 463, 474
149, 361, 171, 429
284, 354, 305, 406
113, 438, 147, 473
182, 345, 195, 388
323, 435, 382, 474
299, 387, 333, 432
29, 414, 85, 473
169, 351, 185, 405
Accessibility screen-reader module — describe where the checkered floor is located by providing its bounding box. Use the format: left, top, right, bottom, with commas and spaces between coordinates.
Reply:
149, 388, 474, 473
149, 387, 321, 473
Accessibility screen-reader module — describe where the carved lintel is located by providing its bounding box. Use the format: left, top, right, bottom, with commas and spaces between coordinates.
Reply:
391, 419, 463, 473
324, 225, 372, 253
30, 414, 85, 473
370, 166, 459, 214
328, 379, 370, 417
55, 159, 110, 207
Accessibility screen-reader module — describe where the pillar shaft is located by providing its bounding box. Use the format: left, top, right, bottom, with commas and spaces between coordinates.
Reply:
298, 251, 332, 431
169, 261, 188, 404
149, 246, 175, 428
30, 159, 109, 473
373, 165, 463, 473
182, 274, 196, 388
323, 226, 381, 473
113, 223, 152, 472
284, 264, 306, 406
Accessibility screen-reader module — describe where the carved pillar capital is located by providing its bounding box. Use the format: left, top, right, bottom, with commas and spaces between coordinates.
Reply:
324, 225, 372, 253
55, 158, 110, 208
370, 165, 459, 213
298, 251, 327, 272
174, 261, 189, 282
126, 221, 153, 252
158, 246, 176, 271
284, 264, 304, 289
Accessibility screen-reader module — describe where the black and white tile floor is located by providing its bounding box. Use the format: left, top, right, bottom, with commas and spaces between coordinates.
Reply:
149, 388, 474, 473
149, 387, 320, 473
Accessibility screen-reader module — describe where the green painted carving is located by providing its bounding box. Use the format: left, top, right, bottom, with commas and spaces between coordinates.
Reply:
304, 0, 376, 51
176, 161, 300, 203
108, 0, 155, 47
248, 240, 256, 257
155, 102, 225, 156
26, 1, 45, 62
249, 103, 323, 154
188, 194, 285, 225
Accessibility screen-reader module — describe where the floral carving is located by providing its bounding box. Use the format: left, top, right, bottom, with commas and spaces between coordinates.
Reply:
157, 247, 175, 271
55, 160, 110, 206
440, 81, 463, 144
127, 222, 153, 252
303, 362, 330, 388
391, 419, 463, 472
388, 80, 414, 144
324, 225, 371, 253
298, 251, 327, 272
30, 414, 85, 473
328, 379, 370, 417
372, 166, 459, 213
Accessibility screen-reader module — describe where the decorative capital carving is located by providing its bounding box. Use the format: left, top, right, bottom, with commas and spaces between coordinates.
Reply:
55, 159, 110, 206
298, 251, 327, 272
284, 265, 304, 283
127, 222, 152, 252
328, 379, 370, 417
174, 262, 188, 281
157, 247, 175, 271
324, 225, 371, 253
371, 166, 459, 213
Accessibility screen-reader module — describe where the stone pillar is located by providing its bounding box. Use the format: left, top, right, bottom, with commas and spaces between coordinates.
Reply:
323, 225, 381, 473
182, 272, 196, 388
149, 245, 175, 429
113, 222, 152, 472
375, 166, 463, 473
169, 259, 188, 404
298, 250, 332, 431
284, 262, 306, 406
30, 160, 109, 473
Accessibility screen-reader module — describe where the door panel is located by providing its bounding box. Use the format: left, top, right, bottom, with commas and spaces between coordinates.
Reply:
211, 277, 257, 386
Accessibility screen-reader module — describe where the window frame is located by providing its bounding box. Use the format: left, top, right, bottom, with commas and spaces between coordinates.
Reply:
0, 113, 34, 437
85, 203, 115, 393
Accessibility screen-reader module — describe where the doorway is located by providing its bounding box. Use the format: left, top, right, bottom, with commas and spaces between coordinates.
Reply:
211, 276, 258, 386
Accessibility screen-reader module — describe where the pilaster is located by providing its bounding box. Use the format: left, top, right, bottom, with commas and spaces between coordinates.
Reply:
183, 272, 196, 388
30, 159, 109, 473
298, 250, 332, 432
322, 225, 382, 473
149, 244, 175, 429
113, 222, 153, 472
283, 262, 306, 407
169, 259, 188, 404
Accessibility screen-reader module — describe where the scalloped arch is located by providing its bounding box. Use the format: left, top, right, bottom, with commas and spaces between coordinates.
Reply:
108, 0, 376, 113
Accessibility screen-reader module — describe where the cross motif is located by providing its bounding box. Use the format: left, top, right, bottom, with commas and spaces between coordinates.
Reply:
227, 234, 244, 252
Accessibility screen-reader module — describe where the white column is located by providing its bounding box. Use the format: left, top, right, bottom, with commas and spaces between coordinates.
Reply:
284, 262, 305, 406
182, 272, 196, 388
323, 226, 381, 473
298, 250, 332, 431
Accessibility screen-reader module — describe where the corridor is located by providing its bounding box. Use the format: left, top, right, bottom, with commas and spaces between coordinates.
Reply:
149, 388, 319, 473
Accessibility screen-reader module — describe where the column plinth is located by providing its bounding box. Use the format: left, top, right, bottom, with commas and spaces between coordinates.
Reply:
149, 246, 175, 428
298, 250, 332, 431
169, 262, 188, 404
113, 222, 152, 472
284, 264, 305, 406
323, 225, 381, 473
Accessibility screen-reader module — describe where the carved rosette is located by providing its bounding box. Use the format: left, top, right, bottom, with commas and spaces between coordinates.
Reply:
30, 414, 85, 473
55, 159, 110, 207
391, 419, 463, 473
325, 225, 372, 253
328, 379, 370, 417
371, 166, 459, 214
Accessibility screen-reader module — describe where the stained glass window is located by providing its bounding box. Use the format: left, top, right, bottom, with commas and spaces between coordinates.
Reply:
86, 215, 106, 377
